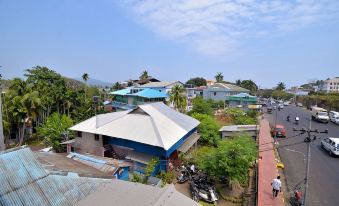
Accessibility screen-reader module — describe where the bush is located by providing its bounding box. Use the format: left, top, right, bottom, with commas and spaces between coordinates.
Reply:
188, 97, 213, 116
224, 108, 257, 125
191, 113, 220, 146
158, 171, 175, 187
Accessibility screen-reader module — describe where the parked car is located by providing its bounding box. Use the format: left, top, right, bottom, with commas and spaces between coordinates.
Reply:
321, 137, 339, 156
283, 101, 290, 106
297, 103, 303, 107
329, 111, 339, 124
271, 124, 286, 138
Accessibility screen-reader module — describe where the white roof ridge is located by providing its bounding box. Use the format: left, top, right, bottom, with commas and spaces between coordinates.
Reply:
96, 110, 132, 128
149, 115, 165, 149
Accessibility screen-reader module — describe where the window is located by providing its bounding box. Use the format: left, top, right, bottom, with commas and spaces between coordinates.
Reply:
77, 131, 82, 138
94, 134, 99, 141
214, 92, 217, 96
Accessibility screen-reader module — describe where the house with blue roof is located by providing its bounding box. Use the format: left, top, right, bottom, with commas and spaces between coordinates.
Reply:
110, 88, 168, 111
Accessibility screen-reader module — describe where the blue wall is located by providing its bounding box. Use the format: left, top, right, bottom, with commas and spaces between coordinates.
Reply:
107, 127, 197, 159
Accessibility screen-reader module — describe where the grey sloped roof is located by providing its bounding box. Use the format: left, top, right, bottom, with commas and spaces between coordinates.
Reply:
0, 147, 199, 206
138, 81, 183, 88
207, 83, 249, 92
70, 102, 200, 150
76, 179, 200, 206
0, 147, 108, 206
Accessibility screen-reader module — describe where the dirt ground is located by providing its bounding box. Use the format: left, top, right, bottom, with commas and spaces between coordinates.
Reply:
34, 150, 113, 178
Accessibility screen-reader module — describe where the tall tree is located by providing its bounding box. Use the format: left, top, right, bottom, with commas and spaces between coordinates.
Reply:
139, 70, 149, 80
112, 82, 123, 91
215, 72, 224, 83
186, 77, 207, 87
82, 73, 89, 102
240, 80, 258, 93
169, 85, 187, 112
276, 82, 286, 91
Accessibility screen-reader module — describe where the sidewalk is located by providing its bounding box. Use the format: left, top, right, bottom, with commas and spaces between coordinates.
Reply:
257, 119, 284, 206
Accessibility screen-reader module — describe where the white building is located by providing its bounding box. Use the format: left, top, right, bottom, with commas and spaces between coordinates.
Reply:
321, 77, 339, 93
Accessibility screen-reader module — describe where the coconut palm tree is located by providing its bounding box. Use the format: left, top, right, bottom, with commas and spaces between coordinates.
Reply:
82, 73, 89, 102
169, 85, 187, 112
215, 72, 224, 83
139, 70, 149, 80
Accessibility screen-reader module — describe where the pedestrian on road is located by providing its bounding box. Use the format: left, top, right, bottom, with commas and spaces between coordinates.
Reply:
271, 175, 282, 198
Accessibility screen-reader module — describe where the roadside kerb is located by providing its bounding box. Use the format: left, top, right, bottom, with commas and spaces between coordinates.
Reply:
257, 119, 284, 206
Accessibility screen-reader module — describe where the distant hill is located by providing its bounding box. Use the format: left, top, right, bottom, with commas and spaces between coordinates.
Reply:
74, 78, 113, 87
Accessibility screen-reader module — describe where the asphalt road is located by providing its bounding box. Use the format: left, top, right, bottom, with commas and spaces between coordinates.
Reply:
265, 105, 339, 206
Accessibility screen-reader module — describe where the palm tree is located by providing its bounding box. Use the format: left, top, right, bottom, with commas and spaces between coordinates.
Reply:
139, 70, 149, 80
82, 73, 89, 102
169, 85, 187, 112
215, 72, 224, 83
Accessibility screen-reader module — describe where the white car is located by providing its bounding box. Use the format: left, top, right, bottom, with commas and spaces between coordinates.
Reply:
283, 102, 290, 106
329, 111, 339, 124
321, 137, 339, 156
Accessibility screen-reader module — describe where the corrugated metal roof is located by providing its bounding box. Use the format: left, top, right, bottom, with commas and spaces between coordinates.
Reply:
138, 81, 182, 88
0, 147, 109, 206
70, 102, 200, 150
110, 88, 130, 95
76, 179, 200, 206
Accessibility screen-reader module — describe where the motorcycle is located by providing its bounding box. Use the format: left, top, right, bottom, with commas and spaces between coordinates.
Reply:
190, 176, 218, 203
177, 166, 191, 184
294, 187, 303, 206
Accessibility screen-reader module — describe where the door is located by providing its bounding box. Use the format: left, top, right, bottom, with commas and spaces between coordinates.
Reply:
102, 135, 109, 145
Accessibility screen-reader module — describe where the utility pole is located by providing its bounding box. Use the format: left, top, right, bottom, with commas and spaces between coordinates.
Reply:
293, 118, 328, 206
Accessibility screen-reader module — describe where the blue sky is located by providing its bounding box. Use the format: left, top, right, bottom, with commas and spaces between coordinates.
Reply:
1, 0, 339, 88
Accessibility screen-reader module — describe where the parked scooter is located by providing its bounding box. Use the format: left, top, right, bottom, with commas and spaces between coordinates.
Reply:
190, 176, 218, 203
295, 116, 300, 125
177, 166, 191, 184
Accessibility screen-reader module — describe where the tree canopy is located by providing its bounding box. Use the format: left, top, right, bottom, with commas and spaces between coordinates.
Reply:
186, 77, 207, 87
238, 80, 258, 93
194, 135, 257, 184
169, 85, 187, 112
188, 97, 213, 116
190, 113, 220, 146
139, 70, 149, 80
276, 82, 286, 90
215, 72, 224, 83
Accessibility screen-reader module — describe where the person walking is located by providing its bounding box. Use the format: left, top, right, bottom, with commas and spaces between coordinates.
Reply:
271, 175, 282, 198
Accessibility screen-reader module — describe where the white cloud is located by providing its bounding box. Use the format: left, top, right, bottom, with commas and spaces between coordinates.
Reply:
120, 0, 339, 56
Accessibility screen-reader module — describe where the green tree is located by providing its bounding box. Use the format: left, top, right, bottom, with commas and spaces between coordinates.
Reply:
240, 80, 258, 93
194, 135, 257, 186
144, 157, 159, 183
139, 70, 149, 80
36, 113, 73, 152
235, 79, 241, 86
169, 85, 187, 112
112, 82, 123, 91
224, 108, 257, 125
191, 113, 220, 146
215, 72, 224, 83
276, 82, 286, 91
186, 77, 207, 87
82, 73, 89, 102
188, 97, 213, 116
